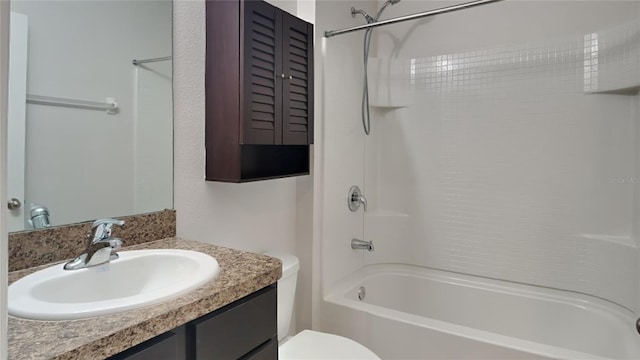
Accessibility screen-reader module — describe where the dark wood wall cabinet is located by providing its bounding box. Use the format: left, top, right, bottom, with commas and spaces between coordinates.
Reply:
206, 0, 314, 182
108, 285, 277, 360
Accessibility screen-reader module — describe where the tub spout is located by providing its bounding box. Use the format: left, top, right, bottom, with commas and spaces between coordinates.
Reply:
352, 238, 374, 251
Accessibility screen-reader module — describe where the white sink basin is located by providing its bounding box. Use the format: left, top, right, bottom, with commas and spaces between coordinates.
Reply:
8, 249, 220, 321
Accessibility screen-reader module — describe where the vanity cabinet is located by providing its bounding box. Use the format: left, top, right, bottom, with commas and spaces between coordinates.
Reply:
108, 329, 187, 360
108, 285, 277, 360
205, 0, 314, 182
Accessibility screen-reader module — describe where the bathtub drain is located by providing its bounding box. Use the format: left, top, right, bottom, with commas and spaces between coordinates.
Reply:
358, 286, 366, 301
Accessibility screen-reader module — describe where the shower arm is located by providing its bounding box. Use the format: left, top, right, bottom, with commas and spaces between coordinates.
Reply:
375, 0, 396, 20
352, 7, 375, 23
325, 0, 504, 38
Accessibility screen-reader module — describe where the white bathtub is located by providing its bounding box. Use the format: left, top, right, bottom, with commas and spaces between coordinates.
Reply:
322, 264, 640, 359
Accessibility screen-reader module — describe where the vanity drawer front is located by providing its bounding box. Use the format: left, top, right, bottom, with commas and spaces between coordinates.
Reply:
109, 327, 185, 360
192, 285, 277, 359
242, 338, 278, 360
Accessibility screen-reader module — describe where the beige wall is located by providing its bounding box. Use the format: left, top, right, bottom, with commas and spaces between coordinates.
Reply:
172, 0, 314, 336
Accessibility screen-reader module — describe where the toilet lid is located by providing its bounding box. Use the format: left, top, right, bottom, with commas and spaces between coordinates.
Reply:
279, 330, 381, 360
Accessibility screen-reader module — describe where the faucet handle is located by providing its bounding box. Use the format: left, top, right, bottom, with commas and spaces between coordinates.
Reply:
348, 186, 368, 212
91, 218, 125, 241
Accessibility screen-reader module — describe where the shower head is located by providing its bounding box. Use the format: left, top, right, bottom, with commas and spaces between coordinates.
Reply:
376, 0, 401, 20
352, 0, 400, 25
351, 7, 375, 24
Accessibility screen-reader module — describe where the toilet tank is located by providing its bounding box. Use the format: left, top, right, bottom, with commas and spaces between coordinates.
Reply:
264, 251, 299, 341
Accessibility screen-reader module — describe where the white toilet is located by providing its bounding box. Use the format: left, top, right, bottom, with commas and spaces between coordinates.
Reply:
265, 251, 380, 360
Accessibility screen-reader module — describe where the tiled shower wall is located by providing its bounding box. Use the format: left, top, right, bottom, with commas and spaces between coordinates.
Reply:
362, 1, 640, 312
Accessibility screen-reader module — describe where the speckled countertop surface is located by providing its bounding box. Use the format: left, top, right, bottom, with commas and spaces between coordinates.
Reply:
8, 238, 282, 360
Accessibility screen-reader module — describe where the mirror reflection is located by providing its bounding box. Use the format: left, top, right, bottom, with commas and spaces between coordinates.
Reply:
7, 0, 173, 232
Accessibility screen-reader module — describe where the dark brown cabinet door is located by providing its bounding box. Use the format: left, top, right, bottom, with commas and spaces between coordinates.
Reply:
192, 286, 277, 360
243, 0, 282, 145
281, 12, 314, 145
205, 0, 313, 182
243, 0, 313, 146
107, 329, 186, 360
108, 286, 277, 360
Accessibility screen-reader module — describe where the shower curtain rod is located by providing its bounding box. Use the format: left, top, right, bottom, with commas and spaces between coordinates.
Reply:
132, 56, 172, 65
324, 0, 504, 38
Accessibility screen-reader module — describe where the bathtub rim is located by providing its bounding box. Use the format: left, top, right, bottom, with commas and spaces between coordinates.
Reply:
324, 263, 639, 360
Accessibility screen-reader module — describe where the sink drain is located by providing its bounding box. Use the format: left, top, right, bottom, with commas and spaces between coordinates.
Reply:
358, 286, 366, 301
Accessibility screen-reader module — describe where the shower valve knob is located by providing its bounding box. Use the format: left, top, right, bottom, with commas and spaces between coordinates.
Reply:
348, 186, 367, 212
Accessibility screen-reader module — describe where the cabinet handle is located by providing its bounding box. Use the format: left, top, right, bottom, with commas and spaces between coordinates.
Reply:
281, 74, 293, 80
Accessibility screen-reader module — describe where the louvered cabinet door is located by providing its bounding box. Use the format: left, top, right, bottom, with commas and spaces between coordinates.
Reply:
243, 0, 282, 144
205, 0, 312, 182
281, 12, 314, 145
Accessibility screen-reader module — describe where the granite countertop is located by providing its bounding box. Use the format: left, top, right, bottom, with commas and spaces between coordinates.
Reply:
8, 238, 282, 360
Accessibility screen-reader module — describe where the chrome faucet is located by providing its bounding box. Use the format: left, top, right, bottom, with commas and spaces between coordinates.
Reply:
64, 219, 124, 270
351, 238, 374, 251
29, 203, 51, 229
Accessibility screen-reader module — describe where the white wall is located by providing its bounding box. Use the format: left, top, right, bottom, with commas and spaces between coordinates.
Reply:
294, 0, 316, 333
315, 0, 380, 292
134, 61, 173, 215
0, 2, 9, 357
173, 0, 298, 254
10, 0, 172, 227
173, 0, 313, 336
356, 0, 640, 311
637, 0, 640, 310
637, 85, 640, 314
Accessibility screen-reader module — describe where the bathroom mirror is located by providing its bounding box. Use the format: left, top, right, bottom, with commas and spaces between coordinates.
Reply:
6, 0, 173, 232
